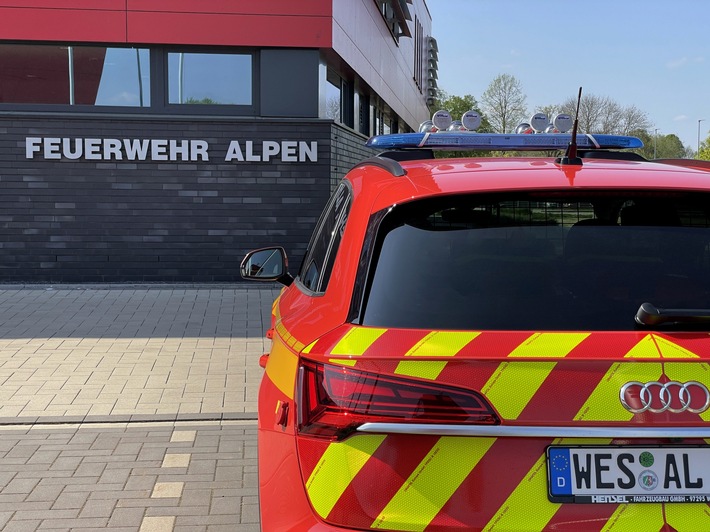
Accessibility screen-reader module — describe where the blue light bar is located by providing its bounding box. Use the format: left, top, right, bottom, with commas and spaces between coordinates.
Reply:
366, 132, 643, 151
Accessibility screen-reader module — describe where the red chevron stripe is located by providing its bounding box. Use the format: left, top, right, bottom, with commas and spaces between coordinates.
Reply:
562, 333, 642, 359
428, 437, 554, 530
325, 434, 441, 528
656, 332, 710, 357
517, 361, 615, 423
458, 331, 536, 358
359, 329, 431, 357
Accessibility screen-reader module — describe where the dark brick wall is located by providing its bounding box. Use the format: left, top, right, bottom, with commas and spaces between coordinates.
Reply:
331, 124, 376, 189
0, 114, 353, 283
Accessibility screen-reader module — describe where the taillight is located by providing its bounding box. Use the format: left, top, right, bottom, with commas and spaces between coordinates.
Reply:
297, 361, 499, 440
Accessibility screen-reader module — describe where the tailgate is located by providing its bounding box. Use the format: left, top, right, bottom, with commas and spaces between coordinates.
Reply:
296, 327, 710, 531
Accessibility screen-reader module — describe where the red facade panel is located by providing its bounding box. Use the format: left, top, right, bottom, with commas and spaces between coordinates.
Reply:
0, 6, 127, 42
0, 0, 125, 8
0, 1, 332, 46
126, 12, 332, 47
126, 0, 331, 17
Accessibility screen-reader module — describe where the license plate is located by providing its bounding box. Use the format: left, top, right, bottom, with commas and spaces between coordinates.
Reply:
547, 446, 710, 503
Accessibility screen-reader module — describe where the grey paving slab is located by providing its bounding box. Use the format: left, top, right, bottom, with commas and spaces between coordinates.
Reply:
0, 285, 280, 421
0, 284, 277, 530
0, 420, 257, 530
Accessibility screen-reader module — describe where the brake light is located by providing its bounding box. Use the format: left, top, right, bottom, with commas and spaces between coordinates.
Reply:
298, 361, 499, 440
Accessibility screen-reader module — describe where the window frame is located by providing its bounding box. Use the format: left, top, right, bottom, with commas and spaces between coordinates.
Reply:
162, 48, 259, 115
0, 42, 260, 117
297, 181, 353, 295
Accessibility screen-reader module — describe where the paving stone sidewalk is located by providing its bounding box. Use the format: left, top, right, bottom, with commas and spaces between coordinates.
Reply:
0, 420, 258, 532
0, 284, 280, 531
0, 285, 280, 422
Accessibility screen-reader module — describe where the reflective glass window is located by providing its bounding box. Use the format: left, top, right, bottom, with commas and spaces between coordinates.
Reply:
362, 192, 710, 331
92, 48, 150, 106
299, 183, 352, 293
325, 70, 341, 122
0, 44, 150, 106
168, 52, 252, 105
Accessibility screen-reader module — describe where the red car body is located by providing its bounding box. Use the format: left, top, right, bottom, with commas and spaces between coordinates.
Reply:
244, 137, 710, 531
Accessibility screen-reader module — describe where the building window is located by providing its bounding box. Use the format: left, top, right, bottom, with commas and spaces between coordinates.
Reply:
94, 48, 150, 106
167, 52, 252, 105
373, 0, 412, 42
325, 70, 342, 122
0, 44, 150, 106
356, 92, 370, 135
413, 17, 424, 91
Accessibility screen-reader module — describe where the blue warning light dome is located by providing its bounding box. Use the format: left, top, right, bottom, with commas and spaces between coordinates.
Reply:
366, 132, 644, 151
370, 109, 643, 152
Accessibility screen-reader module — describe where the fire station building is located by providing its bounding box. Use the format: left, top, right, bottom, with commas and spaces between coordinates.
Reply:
0, 1, 436, 282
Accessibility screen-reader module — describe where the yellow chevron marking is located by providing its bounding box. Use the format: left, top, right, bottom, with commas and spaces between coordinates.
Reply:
664, 504, 710, 530
264, 337, 299, 400
574, 362, 663, 422
482, 437, 608, 532
483, 361, 557, 419
395, 360, 449, 380
662, 361, 710, 421
573, 335, 672, 422
663, 362, 710, 386
654, 335, 701, 358
302, 340, 315, 354
275, 321, 305, 352
372, 436, 495, 531
507, 332, 589, 358
482, 452, 556, 531
601, 504, 665, 532
624, 334, 663, 358
394, 331, 479, 380
481, 334, 587, 419
328, 358, 358, 367
331, 327, 388, 356
306, 434, 386, 519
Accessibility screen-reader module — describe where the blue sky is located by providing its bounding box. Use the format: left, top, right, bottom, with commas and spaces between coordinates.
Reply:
425, 0, 709, 151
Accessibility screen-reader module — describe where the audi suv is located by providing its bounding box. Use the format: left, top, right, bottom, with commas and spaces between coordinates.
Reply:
242, 126, 710, 531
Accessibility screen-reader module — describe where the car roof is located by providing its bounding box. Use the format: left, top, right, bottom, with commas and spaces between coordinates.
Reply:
350, 155, 710, 213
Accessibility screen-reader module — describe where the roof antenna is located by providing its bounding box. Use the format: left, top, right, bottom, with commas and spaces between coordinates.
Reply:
556, 87, 583, 166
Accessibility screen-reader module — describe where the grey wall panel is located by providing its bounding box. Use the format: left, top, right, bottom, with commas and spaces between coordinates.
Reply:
0, 115, 340, 283
260, 49, 320, 118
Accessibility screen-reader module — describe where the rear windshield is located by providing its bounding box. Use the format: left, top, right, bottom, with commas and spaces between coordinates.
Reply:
360, 192, 710, 331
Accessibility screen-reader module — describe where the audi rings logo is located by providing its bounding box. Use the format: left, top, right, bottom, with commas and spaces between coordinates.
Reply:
620, 381, 710, 414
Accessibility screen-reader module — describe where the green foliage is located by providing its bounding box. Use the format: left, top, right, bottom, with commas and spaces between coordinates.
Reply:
434, 76, 696, 160
435, 90, 492, 132
481, 74, 527, 134
434, 90, 493, 158
631, 130, 691, 160
698, 133, 710, 160
184, 97, 219, 105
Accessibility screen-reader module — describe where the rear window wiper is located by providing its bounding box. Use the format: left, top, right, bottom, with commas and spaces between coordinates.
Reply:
635, 302, 710, 328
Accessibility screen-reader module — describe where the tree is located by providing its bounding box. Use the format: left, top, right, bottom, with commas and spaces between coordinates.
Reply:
559, 93, 650, 135
535, 104, 562, 126
617, 105, 652, 136
436, 90, 492, 132
632, 130, 690, 159
698, 133, 710, 160
184, 97, 219, 104
325, 96, 341, 121
481, 74, 527, 133
433, 90, 493, 158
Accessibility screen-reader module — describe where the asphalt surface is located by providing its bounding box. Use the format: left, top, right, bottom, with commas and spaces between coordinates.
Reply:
0, 284, 281, 531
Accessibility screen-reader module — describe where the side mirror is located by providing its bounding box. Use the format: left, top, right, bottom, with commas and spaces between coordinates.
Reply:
240, 247, 293, 286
